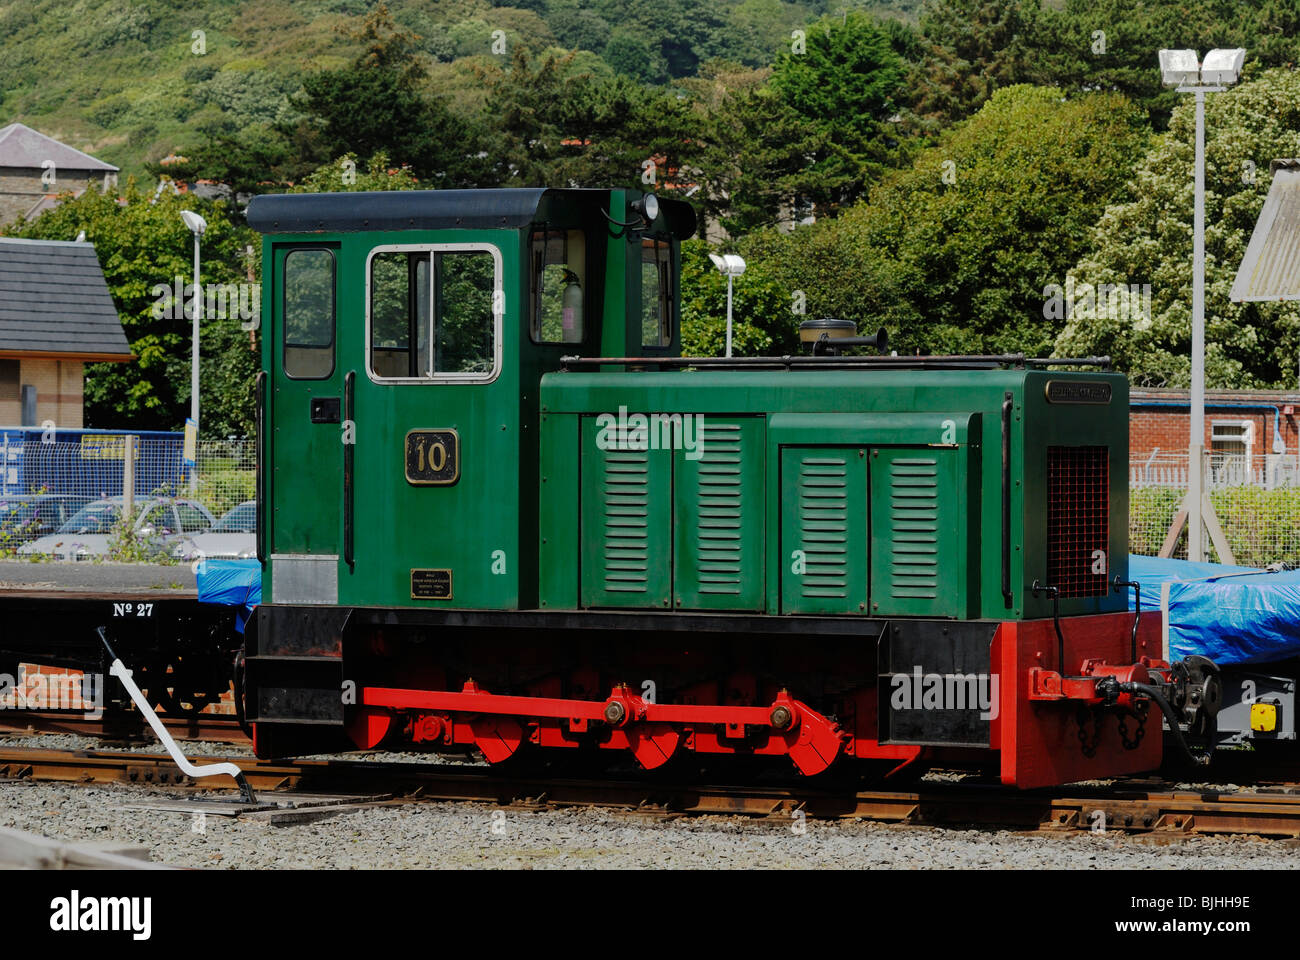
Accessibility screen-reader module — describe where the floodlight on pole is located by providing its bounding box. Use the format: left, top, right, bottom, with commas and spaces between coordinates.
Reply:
708, 253, 746, 358
1200, 47, 1245, 85
1157, 49, 1200, 86
1157, 47, 1246, 562
180, 210, 207, 490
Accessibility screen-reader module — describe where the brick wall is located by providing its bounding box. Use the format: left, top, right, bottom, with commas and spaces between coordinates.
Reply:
3, 663, 235, 716
1130, 389, 1300, 464
0, 358, 84, 426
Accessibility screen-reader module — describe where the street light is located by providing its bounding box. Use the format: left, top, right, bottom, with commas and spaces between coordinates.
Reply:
708, 253, 746, 358
1158, 48, 1246, 562
180, 210, 206, 490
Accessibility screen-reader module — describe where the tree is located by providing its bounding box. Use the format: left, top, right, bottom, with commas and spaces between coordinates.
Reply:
592, 0, 727, 78
291, 152, 424, 194
909, 0, 1041, 125
1056, 69, 1300, 388
550, 7, 613, 53
477, 47, 700, 190
294, 4, 482, 187
152, 124, 308, 198
4, 183, 259, 436
767, 10, 911, 215
913, 0, 1300, 130
604, 31, 669, 84
1026, 0, 1243, 130
691, 73, 833, 234
732, 85, 1151, 357
679, 238, 783, 356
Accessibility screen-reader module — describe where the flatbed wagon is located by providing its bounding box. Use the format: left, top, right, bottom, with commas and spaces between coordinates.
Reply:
0, 561, 244, 721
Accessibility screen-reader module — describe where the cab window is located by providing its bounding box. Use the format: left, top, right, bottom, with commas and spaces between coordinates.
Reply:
372, 253, 431, 377
282, 248, 335, 380
641, 238, 673, 348
531, 229, 586, 343
369, 246, 498, 381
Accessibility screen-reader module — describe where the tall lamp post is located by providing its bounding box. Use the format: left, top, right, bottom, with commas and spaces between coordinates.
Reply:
180, 210, 207, 491
1157, 48, 1245, 562
708, 253, 746, 357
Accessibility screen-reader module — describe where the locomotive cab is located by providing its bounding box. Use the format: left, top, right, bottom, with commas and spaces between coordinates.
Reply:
247, 187, 693, 613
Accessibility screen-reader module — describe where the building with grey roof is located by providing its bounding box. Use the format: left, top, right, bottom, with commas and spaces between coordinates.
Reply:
0, 237, 132, 426
0, 122, 119, 225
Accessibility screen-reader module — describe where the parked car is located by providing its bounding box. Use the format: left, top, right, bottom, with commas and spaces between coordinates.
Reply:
173, 500, 256, 561
0, 495, 93, 548
19, 496, 215, 561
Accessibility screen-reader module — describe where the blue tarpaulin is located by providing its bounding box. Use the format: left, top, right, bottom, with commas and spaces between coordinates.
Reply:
1126, 555, 1300, 666
196, 558, 261, 633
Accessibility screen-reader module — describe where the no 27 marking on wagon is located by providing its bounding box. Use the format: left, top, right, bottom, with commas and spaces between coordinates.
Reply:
112, 602, 154, 617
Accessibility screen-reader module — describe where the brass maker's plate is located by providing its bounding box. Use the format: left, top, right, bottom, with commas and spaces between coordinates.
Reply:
411, 568, 453, 600
1044, 380, 1112, 405
405, 429, 460, 485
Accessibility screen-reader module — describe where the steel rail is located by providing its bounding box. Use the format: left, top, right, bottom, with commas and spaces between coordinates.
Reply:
5, 747, 1300, 838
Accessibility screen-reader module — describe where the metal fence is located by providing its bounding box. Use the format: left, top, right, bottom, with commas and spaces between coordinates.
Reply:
1129, 453, 1300, 567
1130, 452, 1300, 490
6, 435, 1297, 568
0, 436, 254, 554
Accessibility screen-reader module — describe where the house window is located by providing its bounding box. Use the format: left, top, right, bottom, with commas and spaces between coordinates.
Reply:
0, 360, 17, 401
1210, 420, 1252, 485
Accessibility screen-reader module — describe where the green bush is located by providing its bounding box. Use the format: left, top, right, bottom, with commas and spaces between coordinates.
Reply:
89, 93, 131, 128
106, 513, 173, 564
1129, 487, 1185, 558
194, 465, 254, 518
1212, 487, 1300, 568
1129, 485, 1300, 567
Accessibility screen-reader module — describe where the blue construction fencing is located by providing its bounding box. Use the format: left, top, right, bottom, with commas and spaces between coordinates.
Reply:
0, 428, 187, 499
0, 429, 253, 521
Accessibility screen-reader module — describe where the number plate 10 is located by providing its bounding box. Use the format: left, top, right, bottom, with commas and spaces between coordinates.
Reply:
405, 429, 460, 485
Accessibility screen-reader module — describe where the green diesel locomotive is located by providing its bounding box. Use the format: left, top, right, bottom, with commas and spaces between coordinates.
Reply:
243, 187, 1218, 788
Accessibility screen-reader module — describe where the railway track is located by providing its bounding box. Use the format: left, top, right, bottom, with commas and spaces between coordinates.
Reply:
5, 744, 1300, 838
0, 709, 249, 744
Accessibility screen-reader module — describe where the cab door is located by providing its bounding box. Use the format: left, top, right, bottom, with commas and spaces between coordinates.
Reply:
346, 239, 516, 610
267, 243, 343, 604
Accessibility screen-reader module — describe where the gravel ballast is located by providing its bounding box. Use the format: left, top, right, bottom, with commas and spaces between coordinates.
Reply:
4, 730, 1298, 869
2, 776, 1298, 869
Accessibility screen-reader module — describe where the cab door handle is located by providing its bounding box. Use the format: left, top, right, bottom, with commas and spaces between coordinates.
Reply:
255, 371, 266, 565
343, 371, 355, 569
310, 396, 341, 423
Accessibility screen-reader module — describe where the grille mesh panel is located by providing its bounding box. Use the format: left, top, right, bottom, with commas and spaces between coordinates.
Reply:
1047, 446, 1109, 598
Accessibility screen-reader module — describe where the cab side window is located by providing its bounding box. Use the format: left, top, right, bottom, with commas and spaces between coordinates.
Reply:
372, 253, 430, 377
282, 249, 335, 380
641, 238, 673, 348
531, 229, 586, 343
